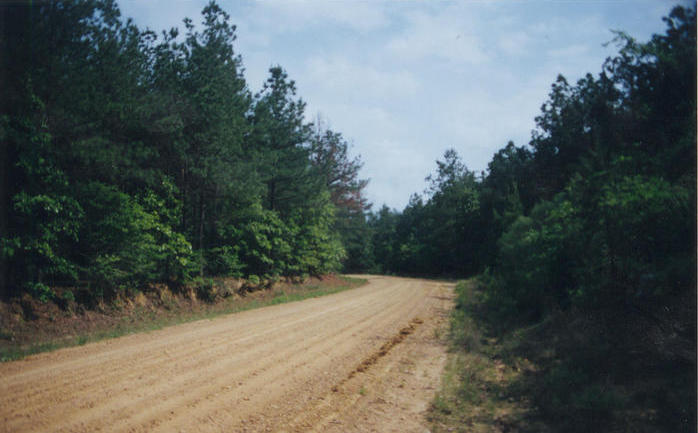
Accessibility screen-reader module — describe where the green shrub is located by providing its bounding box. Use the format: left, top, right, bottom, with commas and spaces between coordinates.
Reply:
61, 290, 75, 303
80, 182, 193, 294
203, 246, 244, 278
27, 281, 55, 303
489, 198, 574, 319
193, 277, 216, 302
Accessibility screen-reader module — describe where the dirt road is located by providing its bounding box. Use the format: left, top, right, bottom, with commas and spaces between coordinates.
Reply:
0, 276, 454, 432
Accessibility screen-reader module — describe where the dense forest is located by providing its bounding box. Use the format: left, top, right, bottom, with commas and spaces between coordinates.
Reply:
2, 0, 695, 330
1, 0, 369, 302
367, 3, 696, 328
359, 5, 695, 431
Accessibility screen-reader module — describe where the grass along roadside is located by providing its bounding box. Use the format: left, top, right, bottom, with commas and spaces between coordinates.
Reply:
0, 275, 366, 363
428, 279, 537, 433
429, 278, 696, 433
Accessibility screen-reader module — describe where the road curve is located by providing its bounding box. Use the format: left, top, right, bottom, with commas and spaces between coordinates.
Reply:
0, 275, 454, 432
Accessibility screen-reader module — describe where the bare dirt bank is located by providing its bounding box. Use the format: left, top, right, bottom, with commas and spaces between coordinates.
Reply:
0, 275, 454, 432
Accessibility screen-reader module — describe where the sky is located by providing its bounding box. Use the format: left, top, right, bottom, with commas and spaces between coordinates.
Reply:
120, 0, 688, 211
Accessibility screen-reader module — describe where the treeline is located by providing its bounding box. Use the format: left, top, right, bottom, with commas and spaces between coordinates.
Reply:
0, 1, 369, 301
365, 5, 695, 319
364, 6, 696, 430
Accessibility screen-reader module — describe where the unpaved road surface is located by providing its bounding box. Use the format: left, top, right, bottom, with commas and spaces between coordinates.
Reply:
0, 276, 454, 432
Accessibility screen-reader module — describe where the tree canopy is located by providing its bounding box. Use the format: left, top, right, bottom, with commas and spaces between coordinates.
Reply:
0, 0, 369, 300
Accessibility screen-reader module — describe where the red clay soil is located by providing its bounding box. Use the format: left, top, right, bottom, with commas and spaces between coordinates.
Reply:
0, 274, 352, 356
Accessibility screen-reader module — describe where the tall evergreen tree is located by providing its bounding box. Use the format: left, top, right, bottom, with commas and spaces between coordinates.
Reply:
248, 67, 316, 217
309, 122, 371, 272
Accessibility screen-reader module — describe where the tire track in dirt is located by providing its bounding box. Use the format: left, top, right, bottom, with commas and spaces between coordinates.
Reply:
285, 284, 454, 433
2, 279, 395, 409
147, 279, 430, 433
0, 276, 453, 433
4, 295, 380, 426
103, 285, 415, 433
4, 281, 399, 432
2, 278, 391, 388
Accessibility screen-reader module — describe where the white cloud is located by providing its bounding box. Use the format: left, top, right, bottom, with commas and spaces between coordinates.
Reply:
304, 56, 419, 103
546, 43, 593, 62
360, 138, 434, 209
120, 0, 206, 33
386, 9, 490, 65
498, 31, 531, 57
247, 1, 389, 33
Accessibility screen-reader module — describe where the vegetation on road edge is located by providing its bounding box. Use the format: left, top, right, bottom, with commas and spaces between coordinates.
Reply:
0, 275, 365, 363
430, 279, 695, 433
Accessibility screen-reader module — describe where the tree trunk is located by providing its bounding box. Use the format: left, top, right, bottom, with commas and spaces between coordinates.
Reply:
0, 136, 8, 299
199, 196, 205, 277
0, 3, 8, 299
269, 180, 276, 212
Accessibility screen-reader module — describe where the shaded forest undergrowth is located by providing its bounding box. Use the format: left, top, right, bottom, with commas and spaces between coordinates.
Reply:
0, 274, 364, 362
429, 280, 696, 433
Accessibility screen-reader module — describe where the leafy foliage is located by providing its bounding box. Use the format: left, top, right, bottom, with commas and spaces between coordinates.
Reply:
367, 149, 484, 276
365, 7, 695, 431
0, 0, 368, 300
367, 6, 695, 315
